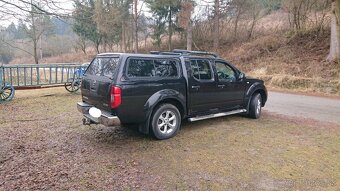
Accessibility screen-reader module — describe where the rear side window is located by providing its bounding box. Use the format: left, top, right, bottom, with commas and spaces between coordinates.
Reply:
86, 57, 119, 77
190, 60, 213, 80
127, 58, 179, 78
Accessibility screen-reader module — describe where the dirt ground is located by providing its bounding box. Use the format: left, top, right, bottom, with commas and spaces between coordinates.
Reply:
0, 87, 339, 191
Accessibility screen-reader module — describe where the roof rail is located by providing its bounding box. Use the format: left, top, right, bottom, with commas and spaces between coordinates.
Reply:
150, 51, 181, 56
150, 49, 219, 57
172, 49, 219, 58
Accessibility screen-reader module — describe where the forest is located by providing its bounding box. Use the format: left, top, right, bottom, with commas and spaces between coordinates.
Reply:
0, 0, 339, 94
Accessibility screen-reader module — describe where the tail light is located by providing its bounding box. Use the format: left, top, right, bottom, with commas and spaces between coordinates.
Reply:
110, 86, 121, 108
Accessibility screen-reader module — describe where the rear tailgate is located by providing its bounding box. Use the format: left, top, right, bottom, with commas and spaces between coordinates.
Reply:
81, 56, 120, 111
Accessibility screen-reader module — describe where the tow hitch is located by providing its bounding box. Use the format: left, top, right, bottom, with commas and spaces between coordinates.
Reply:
82, 118, 91, 125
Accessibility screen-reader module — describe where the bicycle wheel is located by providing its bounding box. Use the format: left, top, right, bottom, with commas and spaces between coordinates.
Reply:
64, 79, 81, 92
0, 85, 15, 102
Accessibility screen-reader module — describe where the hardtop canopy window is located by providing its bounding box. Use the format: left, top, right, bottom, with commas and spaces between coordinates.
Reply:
86, 57, 119, 78
127, 58, 179, 78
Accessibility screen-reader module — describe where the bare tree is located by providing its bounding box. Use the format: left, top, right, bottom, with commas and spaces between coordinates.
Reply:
0, 0, 70, 63
328, 0, 340, 61
213, 0, 219, 52
230, 0, 247, 40
247, 0, 264, 39
24, 3, 54, 64
178, 1, 194, 50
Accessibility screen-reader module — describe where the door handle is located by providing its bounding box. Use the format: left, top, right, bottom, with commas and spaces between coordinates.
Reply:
217, 84, 225, 88
191, 85, 200, 89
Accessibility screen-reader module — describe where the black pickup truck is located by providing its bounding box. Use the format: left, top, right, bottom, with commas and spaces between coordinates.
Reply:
77, 50, 267, 139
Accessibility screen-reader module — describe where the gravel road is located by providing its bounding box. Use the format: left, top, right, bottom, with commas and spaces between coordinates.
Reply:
264, 91, 340, 125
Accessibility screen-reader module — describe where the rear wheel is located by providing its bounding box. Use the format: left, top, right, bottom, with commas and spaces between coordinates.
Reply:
151, 104, 181, 140
248, 93, 262, 119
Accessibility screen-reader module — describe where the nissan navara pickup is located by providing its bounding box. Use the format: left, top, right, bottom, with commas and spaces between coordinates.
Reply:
77, 50, 267, 139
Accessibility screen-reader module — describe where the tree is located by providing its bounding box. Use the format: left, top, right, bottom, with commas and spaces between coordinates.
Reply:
24, 4, 54, 64
178, 1, 195, 50
213, 0, 220, 52
16, 19, 28, 39
146, 0, 182, 50
328, 0, 340, 61
73, 0, 102, 54
246, 0, 265, 39
230, 0, 247, 39
93, 0, 131, 53
131, 0, 145, 53
0, 43, 13, 64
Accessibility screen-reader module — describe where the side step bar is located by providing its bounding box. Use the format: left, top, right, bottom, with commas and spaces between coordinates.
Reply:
188, 109, 247, 122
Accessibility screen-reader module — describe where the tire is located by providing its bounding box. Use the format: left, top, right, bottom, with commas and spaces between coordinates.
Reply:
150, 104, 181, 140
248, 93, 262, 119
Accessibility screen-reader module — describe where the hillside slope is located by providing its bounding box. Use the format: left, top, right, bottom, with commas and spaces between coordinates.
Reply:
220, 29, 340, 95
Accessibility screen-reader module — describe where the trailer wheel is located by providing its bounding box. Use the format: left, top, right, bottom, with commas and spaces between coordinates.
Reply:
0, 85, 15, 102
65, 78, 80, 92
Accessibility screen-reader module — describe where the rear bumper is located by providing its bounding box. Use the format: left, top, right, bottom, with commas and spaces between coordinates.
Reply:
77, 102, 121, 126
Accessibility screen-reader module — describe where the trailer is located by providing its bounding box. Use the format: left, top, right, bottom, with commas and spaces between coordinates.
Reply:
0, 63, 88, 102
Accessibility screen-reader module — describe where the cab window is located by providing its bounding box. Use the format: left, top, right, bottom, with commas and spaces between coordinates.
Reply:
215, 62, 236, 82
190, 59, 213, 80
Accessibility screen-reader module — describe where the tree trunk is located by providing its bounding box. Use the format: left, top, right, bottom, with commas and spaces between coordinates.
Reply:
234, 11, 240, 40
121, 22, 127, 53
133, 0, 138, 53
168, 9, 172, 51
248, 13, 257, 40
213, 0, 219, 52
95, 40, 100, 54
328, 0, 340, 61
145, 33, 148, 50
81, 39, 87, 55
187, 19, 192, 51
30, 7, 39, 64
33, 39, 38, 64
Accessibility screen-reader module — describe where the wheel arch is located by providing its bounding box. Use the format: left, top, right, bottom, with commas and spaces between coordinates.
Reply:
152, 98, 185, 119
245, 83, 267, 112
253, 89, 267, 107
138, 89, 186, 134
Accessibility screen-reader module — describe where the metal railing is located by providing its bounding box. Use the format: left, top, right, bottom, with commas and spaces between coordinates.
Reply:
1, 63, 86, 88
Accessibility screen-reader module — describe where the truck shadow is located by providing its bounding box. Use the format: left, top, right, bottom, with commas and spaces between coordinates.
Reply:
91, 115, 248, 145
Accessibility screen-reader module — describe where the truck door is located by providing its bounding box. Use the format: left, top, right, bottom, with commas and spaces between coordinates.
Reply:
186, 59, 219, 115
214, 61, 246, 109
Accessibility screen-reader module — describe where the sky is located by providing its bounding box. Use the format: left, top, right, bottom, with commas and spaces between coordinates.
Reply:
0, 0, 74, 27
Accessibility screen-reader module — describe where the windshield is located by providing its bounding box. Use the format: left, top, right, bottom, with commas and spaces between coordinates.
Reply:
85, 57, 119, 78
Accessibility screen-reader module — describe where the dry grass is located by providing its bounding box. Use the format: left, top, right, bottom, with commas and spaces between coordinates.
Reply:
221, 28, 340, 95
0, 88, 339, 190
10, 51, 95, 65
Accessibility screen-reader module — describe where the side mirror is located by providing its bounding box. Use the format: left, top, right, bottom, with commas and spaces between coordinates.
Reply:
238, 72, 245, 80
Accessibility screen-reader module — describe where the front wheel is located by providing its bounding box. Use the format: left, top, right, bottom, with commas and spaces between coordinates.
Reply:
248, 93, 262, 119
150, 104, 181, 140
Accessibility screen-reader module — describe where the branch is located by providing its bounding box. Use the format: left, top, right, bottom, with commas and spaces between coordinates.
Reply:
0, 39, 33, 56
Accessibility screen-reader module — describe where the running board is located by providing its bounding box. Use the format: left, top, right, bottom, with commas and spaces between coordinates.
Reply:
188, 109, 247, 122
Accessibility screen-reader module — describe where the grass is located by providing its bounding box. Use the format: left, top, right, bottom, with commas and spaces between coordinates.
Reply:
0, 87, 339, 190
221, 28, 340, 95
